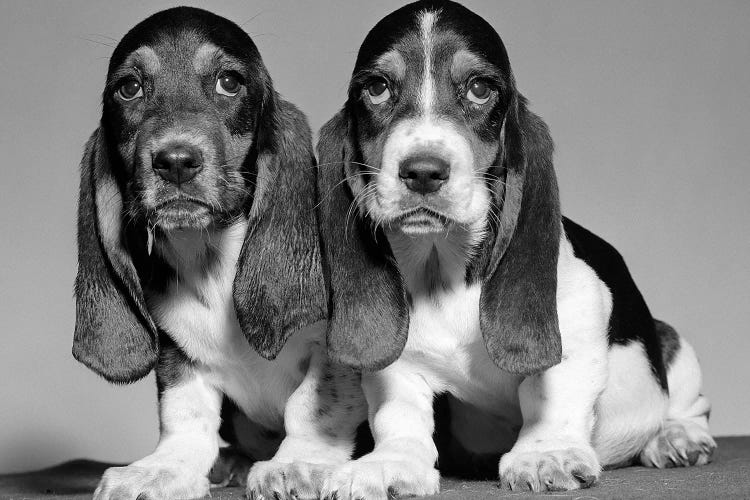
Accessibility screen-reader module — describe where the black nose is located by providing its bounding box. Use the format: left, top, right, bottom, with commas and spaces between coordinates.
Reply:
152, 145, 203, 184
398, 155, 450, 194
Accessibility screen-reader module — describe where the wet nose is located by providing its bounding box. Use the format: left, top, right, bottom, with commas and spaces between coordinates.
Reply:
152, 144, 203, 184
398, 154, 450, 194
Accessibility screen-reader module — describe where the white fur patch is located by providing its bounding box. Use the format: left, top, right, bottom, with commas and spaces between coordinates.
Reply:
593, 342, 667, 465
372, 118, 488, 227
418, 10, 438, 116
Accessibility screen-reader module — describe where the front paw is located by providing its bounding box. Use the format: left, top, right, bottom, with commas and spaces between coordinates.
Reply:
246, 460, 328, 500
321, 460, 440, 500
93, 465, 209, 500
499, 446, 600, 492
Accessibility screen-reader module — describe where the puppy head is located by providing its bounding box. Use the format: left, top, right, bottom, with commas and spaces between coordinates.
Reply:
344, 0, 515, 235
319, 0, 562, 373
102, 7, 274, 231
74, 8, 324, 382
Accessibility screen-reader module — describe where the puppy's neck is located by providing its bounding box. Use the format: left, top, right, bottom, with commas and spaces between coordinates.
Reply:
386, 223, 484, 298
155, 218, 247, 281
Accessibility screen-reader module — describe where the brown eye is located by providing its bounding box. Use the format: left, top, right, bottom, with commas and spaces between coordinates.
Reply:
467, 79, 492, 104
367, 78, 391, 104
117, 79, 143, 101
216, 73, 242, 96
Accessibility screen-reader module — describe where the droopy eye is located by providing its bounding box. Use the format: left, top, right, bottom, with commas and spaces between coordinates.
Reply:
117, 79, 143, 101
216, 72, 242, 97
367, 78, 391, 105
466, 79, 492, 105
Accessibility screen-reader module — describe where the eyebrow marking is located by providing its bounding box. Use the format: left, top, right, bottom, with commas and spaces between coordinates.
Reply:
113, 46, 160, 79
376, 50, 406, 81
450, 49, 484, 82
109, 46, 160, 86
135, 47, 160, 75
193, 42, 220, 73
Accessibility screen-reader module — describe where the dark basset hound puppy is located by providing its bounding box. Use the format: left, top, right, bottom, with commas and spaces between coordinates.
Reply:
74, 8, 364, 499
314, 0, 716, 496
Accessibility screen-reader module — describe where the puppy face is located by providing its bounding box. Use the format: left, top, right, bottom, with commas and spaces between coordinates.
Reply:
102, 8, 272, 231
346, 3, 514, 235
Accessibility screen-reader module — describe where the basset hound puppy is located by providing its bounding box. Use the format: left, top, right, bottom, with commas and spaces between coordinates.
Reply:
74, 8, 364, 499
315, 0, 716, 497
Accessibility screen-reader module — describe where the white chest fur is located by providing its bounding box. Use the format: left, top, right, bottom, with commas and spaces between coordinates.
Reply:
146, 219, 314, 429
386, 226, 611, 422
387, 228, 523, 417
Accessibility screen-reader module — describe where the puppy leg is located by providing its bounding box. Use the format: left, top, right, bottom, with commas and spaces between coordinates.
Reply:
246, 347, 366, 500
94, 368, 222, 500
499, 359, 606, 492
499, 264, 610, 492
639, 333, 716, 468
321, 361, 440, 500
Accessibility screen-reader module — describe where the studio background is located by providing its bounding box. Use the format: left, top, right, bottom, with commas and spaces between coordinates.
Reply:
1, 0, 748, 473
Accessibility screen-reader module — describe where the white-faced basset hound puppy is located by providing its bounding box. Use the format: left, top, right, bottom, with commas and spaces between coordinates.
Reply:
313, 0, 716, 497
73, 8, 366, 499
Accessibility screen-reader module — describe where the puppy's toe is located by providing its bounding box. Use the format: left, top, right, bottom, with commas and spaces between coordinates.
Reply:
94, 465, 209, 500
639, 419, 716, 468
246, 461, 327, 500
321, 460, 439, 500
499, 446, 600, 492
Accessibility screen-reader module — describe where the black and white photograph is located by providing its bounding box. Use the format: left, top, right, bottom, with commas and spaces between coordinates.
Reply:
0, 1, 748, 499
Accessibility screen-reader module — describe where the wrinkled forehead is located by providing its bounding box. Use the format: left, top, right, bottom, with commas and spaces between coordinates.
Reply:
107, 10, 261, 80
108, 35, 245, 81
353, 3, 511, 78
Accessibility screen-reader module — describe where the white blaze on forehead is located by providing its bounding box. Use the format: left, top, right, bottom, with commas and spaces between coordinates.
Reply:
418, 9, 440, 118
193, 42, 220, 73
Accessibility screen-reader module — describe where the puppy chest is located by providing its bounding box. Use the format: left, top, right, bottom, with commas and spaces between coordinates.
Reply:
151, 280, 244, 366
403, 284, 521, 413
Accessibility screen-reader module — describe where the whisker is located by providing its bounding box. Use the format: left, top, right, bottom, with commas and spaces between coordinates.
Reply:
78, 36, 116, 49
344, 183, 378, 242
312, 171, 374, 210
316, 160, 382, 172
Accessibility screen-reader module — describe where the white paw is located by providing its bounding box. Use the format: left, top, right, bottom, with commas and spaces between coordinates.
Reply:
321, 460, 440, 500
93, 465, 209, 500
246, 460, 328, 500
499, 446, 600, 492
640, 419, 716, 468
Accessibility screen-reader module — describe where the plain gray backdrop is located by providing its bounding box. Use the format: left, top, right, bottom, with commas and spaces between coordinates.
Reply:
0, 0, 748, 474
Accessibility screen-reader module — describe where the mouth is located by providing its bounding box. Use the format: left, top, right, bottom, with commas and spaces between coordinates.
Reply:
393, 207, 452, 234
152, 196, 212, 230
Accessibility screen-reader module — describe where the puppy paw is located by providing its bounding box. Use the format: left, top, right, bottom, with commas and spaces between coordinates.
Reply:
499, 446, 600, 492
639, 419, 716, 468
208, 447, 254, 487
93, 465, 209, 500
321, 460, 439, 500
246, 461, 328, 500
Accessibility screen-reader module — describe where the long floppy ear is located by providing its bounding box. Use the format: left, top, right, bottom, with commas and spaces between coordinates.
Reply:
479, 95, 563, 375
73, 128, 158, 383
316, 110, 409, 371
233, 98, 327, 359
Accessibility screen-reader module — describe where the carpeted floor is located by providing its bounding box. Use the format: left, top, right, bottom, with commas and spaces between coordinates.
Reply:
1, 436, 748, 500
